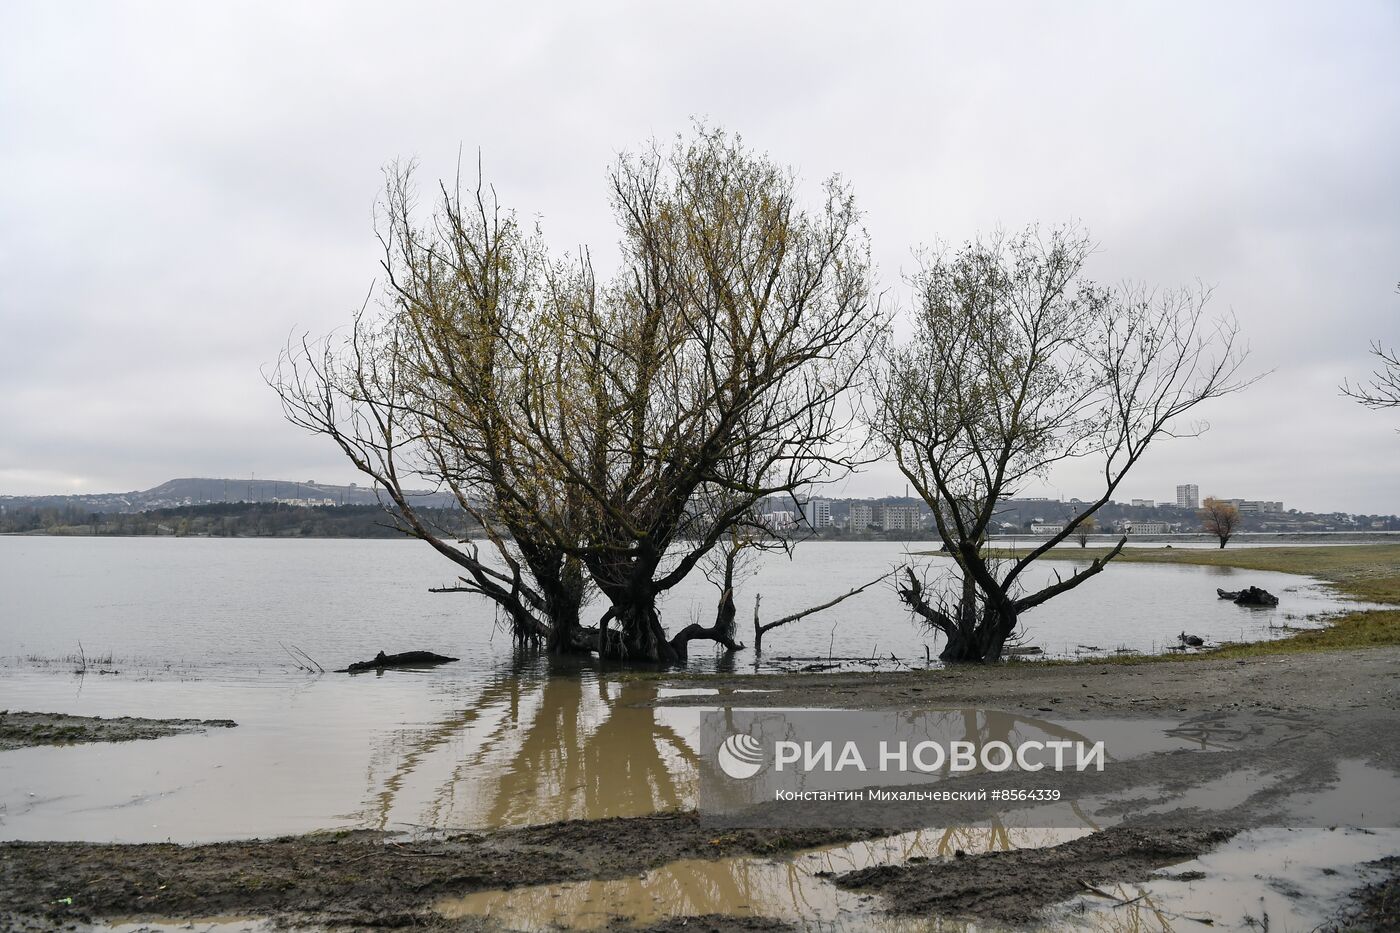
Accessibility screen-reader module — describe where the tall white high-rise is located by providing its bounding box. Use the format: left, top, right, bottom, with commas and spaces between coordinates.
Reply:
1176, 484, 1200, 510
808, 498, 832, 528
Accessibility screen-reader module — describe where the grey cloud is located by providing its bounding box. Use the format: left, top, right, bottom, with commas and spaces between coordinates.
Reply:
1, 0, 1397, 512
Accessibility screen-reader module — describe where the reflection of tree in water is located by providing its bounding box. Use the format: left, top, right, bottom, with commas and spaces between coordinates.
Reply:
1061, 881, 1205, 933
362, 677, 1118, 927
355, 664, 699, 831
442, 851, 926, 929
445, 823, 1079, 929
482, 676, 700, 827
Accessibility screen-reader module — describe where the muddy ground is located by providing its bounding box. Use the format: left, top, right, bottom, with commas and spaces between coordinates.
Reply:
2, 647, 1398, 931
0, 814, 879, 930
0, 710, 237, 750
836, 825, 1235, 924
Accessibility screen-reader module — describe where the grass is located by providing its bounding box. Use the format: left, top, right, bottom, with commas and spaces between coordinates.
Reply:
990, 543, 1400, 661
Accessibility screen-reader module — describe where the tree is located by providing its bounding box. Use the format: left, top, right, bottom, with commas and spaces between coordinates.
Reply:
272, 162, 588, 653
1340, 282, 1399, 419
273, 126, 881, 664
1074, 516, 1096, 548
872, 226, 1252, 663
1199, 497, 1241, 548
1342, 342, 1400, 411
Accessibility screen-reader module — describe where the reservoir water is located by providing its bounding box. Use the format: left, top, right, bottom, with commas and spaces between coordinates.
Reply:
0, 536, 1369, 843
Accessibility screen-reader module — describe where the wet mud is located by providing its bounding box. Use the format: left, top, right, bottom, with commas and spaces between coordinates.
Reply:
0, 814, 883, 930
835, 825, 1234, 923
3, 649, 1398, 930
0, 710, 236, 750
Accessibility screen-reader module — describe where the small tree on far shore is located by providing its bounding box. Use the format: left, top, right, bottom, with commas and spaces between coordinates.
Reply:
1074, 516, 1096, 548
1200, 497, 1241, 548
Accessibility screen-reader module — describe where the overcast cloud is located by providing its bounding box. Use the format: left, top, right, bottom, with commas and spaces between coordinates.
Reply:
2, 1, 1397, 513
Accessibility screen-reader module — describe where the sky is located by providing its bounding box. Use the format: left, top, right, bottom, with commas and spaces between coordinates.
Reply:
1, 1, 1397, 514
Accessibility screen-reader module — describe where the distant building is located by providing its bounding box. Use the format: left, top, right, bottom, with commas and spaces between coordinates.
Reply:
1176, 484, 1200, 510
1126, 521, 1171, 534
807, 498, 832, 529
1030, 522, 1065, 534
1131, 498, 1155, 508
882, 504, 920, 532
849, 503, 876, 531
1227, 499, 1283, 514
765, 510, 798, 530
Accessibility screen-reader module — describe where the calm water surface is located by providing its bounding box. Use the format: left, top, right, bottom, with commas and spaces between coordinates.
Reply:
0, 537, 1369, 843
0, 536, 1357, 669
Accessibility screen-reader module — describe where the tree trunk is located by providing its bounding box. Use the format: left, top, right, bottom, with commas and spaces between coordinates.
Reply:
541, 559, 590, 656
600, 597, 679, 664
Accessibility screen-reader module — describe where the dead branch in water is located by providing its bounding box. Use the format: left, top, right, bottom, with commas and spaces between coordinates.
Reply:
753, 567, 902, 653
279, 641, 325, 674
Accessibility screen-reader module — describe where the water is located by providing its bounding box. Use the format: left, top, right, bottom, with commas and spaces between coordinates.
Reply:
0, 538, 1392, 933
1051, 826, 1400, 932
0, 537, 1373, 845
0, 537, 1361, 672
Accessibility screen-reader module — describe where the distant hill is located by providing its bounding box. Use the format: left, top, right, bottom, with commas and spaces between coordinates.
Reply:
0, 477, 458, 513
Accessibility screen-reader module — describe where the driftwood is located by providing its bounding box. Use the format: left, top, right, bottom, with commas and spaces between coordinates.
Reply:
338, 650, 460, 673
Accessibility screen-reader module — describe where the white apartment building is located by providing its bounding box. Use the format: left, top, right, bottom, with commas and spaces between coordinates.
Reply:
849, 503, 875, 530
807, 498, 832, 529
881, 504, 920, 532
1176, 484, 1200, 510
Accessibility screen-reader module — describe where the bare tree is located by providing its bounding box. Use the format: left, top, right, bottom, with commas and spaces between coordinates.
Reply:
271, 161, 593, 653
273, 127, 881, 664
1074, 515, 1096, 548
1199, 497, 1241, 549
1340, 282, 1400, 418
506, 127, 882, 662
872, 226, 1253, 662
1341, 345, 1400, 410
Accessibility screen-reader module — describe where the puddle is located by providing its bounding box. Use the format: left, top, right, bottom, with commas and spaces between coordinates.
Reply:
1052, 826, 1400, 932
656, 687, 721, 698
1133, 768, 1284, 817
438, 822, 1090, 930
1277, 758, 1400, 826
101, 918, 275, 932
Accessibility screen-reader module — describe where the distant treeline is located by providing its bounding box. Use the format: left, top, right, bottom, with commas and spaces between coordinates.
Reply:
0, 502, 480, 539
